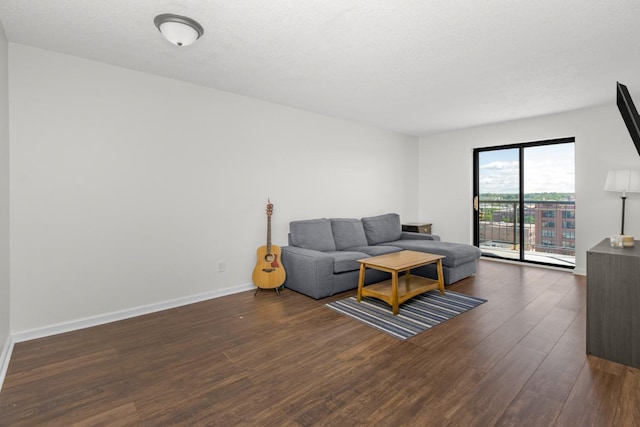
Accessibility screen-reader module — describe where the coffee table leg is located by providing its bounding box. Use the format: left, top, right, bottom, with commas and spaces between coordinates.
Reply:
357, 263, 366, 302
436, 259, 445, 295
392, 271, 399, 315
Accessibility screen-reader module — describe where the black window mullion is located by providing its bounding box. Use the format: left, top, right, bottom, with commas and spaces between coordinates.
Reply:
519, 147, 525, 261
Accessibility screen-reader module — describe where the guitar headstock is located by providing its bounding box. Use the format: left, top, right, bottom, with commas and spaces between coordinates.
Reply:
266, 199, 274, 217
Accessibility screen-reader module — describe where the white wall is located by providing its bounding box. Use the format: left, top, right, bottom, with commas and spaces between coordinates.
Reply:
8, 44, 419, 333
418, 105, 640, 274
0, 21, 11, 373
11, 42, 636, 336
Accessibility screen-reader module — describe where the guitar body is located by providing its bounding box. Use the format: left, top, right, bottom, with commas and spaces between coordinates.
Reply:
252, 244, 286, 289
253, 200, 286, 291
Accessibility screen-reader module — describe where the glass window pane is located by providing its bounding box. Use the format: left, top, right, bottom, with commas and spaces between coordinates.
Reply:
478, 148, 520, 261
523, 143, 575, 266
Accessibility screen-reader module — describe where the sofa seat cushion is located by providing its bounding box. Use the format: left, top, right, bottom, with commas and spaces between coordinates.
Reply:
347, 245, 403, 257
331, 218, 369, 250
361, 213, 402, 245
290, 218, 336, 252
326, 251, 369, 273
383, 241, 481, 267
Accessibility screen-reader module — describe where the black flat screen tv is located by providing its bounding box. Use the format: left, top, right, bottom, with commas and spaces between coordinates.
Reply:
616, 82, 640, 156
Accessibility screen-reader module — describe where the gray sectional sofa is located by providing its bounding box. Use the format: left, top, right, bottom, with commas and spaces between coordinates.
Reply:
280, 213, 481, 299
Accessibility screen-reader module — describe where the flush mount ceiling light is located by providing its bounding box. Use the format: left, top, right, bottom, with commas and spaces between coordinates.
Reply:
154, 13, 204, 47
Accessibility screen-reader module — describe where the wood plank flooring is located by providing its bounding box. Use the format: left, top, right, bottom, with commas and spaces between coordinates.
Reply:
1, 260, 639, 426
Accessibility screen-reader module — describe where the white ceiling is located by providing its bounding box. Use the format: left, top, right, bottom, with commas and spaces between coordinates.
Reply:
1, 0, 640, 136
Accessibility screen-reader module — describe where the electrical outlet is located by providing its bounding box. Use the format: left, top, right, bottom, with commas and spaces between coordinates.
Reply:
217, 261, 225, 273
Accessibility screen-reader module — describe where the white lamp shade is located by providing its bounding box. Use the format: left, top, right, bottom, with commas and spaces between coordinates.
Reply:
605, 170, 640, 194
159, 21, 200, 46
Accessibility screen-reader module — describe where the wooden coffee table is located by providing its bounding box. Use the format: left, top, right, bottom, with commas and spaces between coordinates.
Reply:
357, 250, 445, 315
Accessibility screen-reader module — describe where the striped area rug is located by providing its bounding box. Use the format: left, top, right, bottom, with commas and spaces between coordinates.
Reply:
326, 290, 487, 340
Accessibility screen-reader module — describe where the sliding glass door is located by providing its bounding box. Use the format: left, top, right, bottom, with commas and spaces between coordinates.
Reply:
473, 138, 575, 268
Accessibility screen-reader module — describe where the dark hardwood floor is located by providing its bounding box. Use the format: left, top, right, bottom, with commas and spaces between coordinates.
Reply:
1, 260, 639, 426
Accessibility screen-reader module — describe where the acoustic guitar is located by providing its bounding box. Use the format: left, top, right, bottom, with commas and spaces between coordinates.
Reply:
252, 200, 286, 295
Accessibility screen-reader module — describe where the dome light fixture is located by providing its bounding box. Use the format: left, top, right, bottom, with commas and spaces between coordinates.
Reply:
154, 13, 204, 47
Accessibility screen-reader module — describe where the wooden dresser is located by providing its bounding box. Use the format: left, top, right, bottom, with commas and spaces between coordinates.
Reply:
586, 238, 640, 368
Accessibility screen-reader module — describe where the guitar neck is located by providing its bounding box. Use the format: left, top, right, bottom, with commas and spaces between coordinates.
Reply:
266, 214, 272, 253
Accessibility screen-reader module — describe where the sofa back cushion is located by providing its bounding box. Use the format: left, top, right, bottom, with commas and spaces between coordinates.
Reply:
330, 218, 369, 250
361, 213, 402, 245
289, 218, 337, 252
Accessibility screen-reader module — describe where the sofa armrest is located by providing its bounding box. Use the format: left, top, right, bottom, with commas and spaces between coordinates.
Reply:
280, 246, 335, 299
400, 231, 441, 241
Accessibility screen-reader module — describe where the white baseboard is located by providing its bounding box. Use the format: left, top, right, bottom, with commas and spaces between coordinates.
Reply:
0, 334, 15, 392
12, 282, 255, 344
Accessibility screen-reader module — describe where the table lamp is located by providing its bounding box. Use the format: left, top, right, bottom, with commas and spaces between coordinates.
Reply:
605, 170, 640, 246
